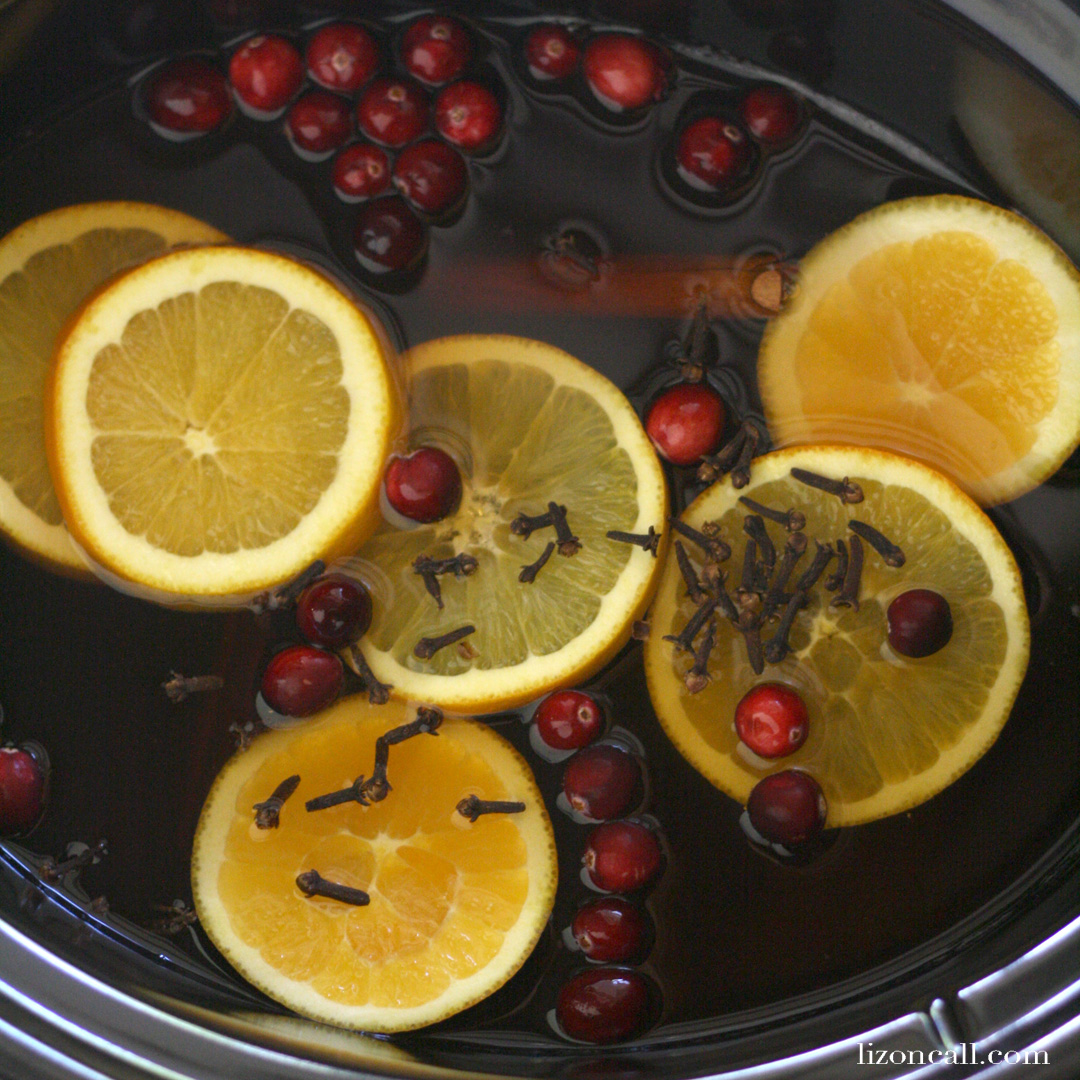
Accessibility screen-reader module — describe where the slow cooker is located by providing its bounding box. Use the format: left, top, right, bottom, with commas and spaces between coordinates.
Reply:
1, 0, 1079, 1076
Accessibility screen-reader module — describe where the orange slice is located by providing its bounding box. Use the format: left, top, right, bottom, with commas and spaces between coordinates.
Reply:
191, 696, 557, 1031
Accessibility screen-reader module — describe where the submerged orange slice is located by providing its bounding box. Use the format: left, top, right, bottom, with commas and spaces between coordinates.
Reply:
758, 195, 1080, 505
191, 696, 557, 1031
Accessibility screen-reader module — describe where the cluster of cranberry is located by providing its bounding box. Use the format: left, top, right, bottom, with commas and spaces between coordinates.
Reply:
531, 689, 662, 1044
139, 15, 505, 278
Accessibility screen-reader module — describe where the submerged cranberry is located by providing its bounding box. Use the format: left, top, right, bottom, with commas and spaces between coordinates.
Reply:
144, 57, 232, 135
735, 683, 809, 759
582, 34, 666, 112
524, 24, 579, 81
887, 589, 953, 658
563, 744, 640, 820
400, 14, 473, 86
305, 22, 379, 93
392, 139, 468, 216
583, 820, 662, 893
296, 573, 373, 648
645, 383, 726, 465
229, 34, 304, 116
535, 690, 605, 750
356, 77, 429, 147
261, 645, 343, 718
353, 197, 427, 274
557, 968, 651, 1044
0, 744, 49, 837
286, 91, 352, 156
435, 81, 502, 151
332, 142, 392, 201
738, 84, 802, 145
747, 770, 826, 847
676, 116, 752, 191
384, 447, 462, 523
571, 898, 650, 963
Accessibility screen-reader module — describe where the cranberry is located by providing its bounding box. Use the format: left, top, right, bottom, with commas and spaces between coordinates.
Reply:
305, 22, 379, 93
582, 34, 667, 112
676, 116, 753, 191
571, 898, 649, 963
738, 85, 802, 145
296, 573, 373, 648
556, 968, 651, 1044
392, 139, 468, 216
261, 645, 344, 718
353, 197, 427, 275
332, 142, 392, 202
563, 744, 640, 821
285, 91, 352, 157
144, 57, 232, 136
524, 24, 579, 81
400, 15, 473, 86
583, 820, 662, 893
435, 81, 502, 151
356, 77, 429, 147
228, 35, 304, 117
887, 589, 953, 658
747, 770, 826, 847
645, 383, 726, 465
384, 447, 462, 523
735, 683, 809, 759
535, 690, 605, 751
0, 743, 49, 837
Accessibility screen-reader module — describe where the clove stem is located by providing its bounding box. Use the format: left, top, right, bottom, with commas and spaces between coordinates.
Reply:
414, 625, 476, 660
684, 617, 716, 694
742, 514, 776, 571
606, 526, 661, 556
790, 467, 863, 504
737, 495, 806, 533
674, 540, 708, 605
456, 795, 526, 822
825, 538, 848, 592
848, 520, 905, 568
519, 540, 556, 583
548, 502, 582, 556
162, 672, 223, 704
830, 534, 864, 610
348, 643, 392, 705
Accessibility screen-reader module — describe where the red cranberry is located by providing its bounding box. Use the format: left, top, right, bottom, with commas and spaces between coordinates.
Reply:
261, 645, 344, 718
738, 85, 801, 145
392, 139, 468, 216
535, 690, 604, 751
747, 770, 826, 847
285, 91, 352, 157
229, 35, 304, 117
524, 24, 579, 81
353, 197, 427, 275
563, 744, 640, 820
0, 744, 49, 837
296, 573, 373, 648
305, 22, 379, 93
582, 34, 667, 112
583, 820, 662, 893
735, 683, 809, 759
676, 116, 753, 191
144, 57, 232, 136
887, 589, 953, 658
384, 447, 462, 523
332, 142, 392, 202
571, 898, 649, 963
645, 383, 726, 465
400, 15, 473, 86
556, 968, 651, 1044
435, 81, 502, 151
356, 77, 429, 147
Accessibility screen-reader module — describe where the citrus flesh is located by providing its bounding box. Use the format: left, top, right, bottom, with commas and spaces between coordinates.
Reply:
757, 195, 1080, 506
345, 334, 668, 713
191, 696, 557, 1032
644, 445, 1029, 827
0, 202, 228, 573
46, 244, 399, 600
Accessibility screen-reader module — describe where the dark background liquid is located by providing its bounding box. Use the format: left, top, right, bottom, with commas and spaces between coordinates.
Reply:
0, 1, 1078, 1050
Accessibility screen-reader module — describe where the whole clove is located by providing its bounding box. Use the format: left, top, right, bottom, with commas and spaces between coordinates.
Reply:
825, 538, 848, 591
415, 625, 476, 660
348, 643, 392, 705
548, 502, 582, 556
830, 533, 864, 610
296, 870, 370, 906
848, 520, 905, 568
738, 495, 806, 533
456, 795, 527, 822
606, 526, 661, 556
684, 618, 717, 694
253, 774, 300, 829
519, 540, 556, 583
790, 467, 863, 504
